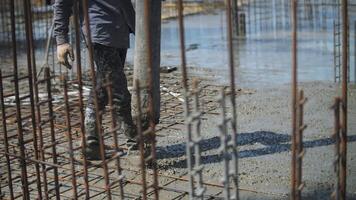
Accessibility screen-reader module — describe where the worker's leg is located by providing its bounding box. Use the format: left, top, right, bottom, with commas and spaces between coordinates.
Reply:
112, 48, 137, 146
84, 43, 110, 158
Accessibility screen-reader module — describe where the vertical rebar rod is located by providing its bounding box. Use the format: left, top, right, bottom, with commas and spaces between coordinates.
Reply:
81, 0, 112, 198
354, 21, 356, 83
218, 88, 231, 199
73, 0, 90, 197
340, 0, 348, 198
177, 0, 194, 198
62, 75, 79, 199
44, 67, 61, 200
143, 0, 159, 199
232, 0, 239, 37
191, 79, 205, 199
331, 97, 341, 200
24, 0, 50, 197
290, 0, 298, 199
23, 0, 44, 199
296, 90, 307, 199
106, 79, 125, 200
35, 74, 49, 200
11, 0, 31, 198
0, 71, 15, 200
225, 0, 239, 198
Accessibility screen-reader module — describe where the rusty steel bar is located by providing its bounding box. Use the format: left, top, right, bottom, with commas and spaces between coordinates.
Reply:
295, 90, 307, 199
24, 0, 50, 197
44, 67, 61, 199
218, 87, 239, 200
143, 0, 159, 199
106, 79, 125, 199
0, 71, 15, 199
62, 75, 79, 199
191, 79, 206, 199
11, 0, 32, 198
225, 0, 239, 199
33, 66, 50, 200
73, 0, 90, 197
331, 97, 341, 200
290, 0, 298, 199
218, 87, 231, 199
81, 0, 113, 198
340, 0, 348, 198
23, 0, 48, 198
176, 0, 195, 199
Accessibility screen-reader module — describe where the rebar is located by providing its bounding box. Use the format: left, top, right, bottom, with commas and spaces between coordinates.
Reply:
295, 90, 307, 199
290, 0, 298, 199
331, 97, 341, 200
0, 1, 353, 200
62, 75, 79, 199
44, 67, 61, 199
142, 0, 159, 200
225, 0, 239, 199
106, 78, 125, 200
81, 0, 113, 198
0, 71, 15, 199
73, 0, 90, 197
340, 0, 348, 198
218, 87, 238, 200
177, 0, 206, 199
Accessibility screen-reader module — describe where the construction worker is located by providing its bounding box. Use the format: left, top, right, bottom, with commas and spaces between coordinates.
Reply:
54, 0, 137, 160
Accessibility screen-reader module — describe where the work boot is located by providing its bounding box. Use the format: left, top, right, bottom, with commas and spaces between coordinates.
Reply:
84, 139, 101, 160
84, 107, 102, 160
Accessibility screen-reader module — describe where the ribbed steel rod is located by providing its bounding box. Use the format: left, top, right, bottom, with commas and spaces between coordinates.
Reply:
225, 0, 239, 199
24, 0, 50, 196
106, 79, 125, 200
0, 71, 15, 199
44, 67, 61, 199
143, 0, 159, 199
62, 75, 79, 199
12, 0, 32, 198
81, 0, 112, 198
290, 0, 298, 199
331, 97, 341, 200
340, 0, 348, 198
176, 1, 194, 198
73, 0, 90, 197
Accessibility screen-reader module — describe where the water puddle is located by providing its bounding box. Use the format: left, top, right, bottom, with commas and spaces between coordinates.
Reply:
126, 1, 356, 88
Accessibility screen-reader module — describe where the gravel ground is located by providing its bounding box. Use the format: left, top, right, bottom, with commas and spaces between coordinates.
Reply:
0, 59, 355, 199
153, 71, 356, 199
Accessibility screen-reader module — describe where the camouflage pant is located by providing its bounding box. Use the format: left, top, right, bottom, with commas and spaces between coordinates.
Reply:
85, 43, 136, 143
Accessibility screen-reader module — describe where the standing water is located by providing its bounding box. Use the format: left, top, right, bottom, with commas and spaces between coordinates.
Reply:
128, 0, 356, 88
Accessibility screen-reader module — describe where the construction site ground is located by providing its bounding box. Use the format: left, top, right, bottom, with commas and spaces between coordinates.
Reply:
0, 64, 355, 199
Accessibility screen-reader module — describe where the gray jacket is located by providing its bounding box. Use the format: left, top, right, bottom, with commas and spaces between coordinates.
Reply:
53, 0, 135, 48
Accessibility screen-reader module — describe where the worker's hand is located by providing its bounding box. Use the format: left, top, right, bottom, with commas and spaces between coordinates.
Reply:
57, 43, 74, 69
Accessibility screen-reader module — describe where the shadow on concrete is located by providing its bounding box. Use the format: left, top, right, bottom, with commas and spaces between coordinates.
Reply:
156, 131, 356, 169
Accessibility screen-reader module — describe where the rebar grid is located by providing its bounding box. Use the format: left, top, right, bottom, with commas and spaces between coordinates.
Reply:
0, 1, 353, 200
